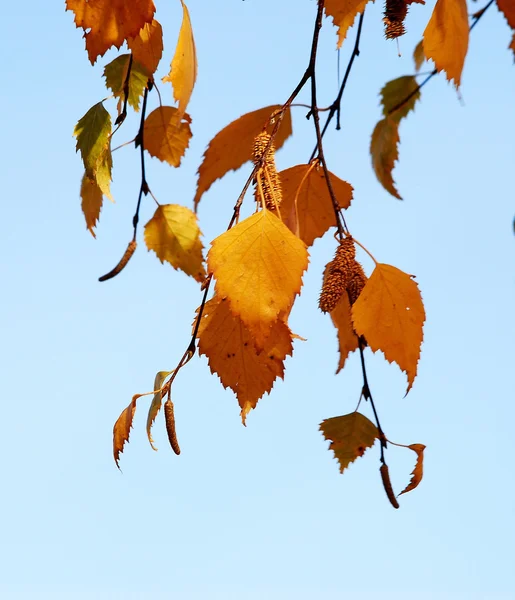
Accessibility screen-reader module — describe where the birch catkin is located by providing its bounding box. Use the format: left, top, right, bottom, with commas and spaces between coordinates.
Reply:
319, 237, 356, 313
252, 131, 282, 211
383, 0, 408, 40
164, 399, 181, 455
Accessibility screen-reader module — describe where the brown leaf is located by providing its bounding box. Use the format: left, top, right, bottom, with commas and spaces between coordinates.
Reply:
330, 292, 359, 373
194, 105, 292, 210
497, 0, 515, 29
324, 0, 372, 48
279, 163, 353, 246
399, 443, 426, 496
113, 395, 138, 468
370, 117, 401, 199
413, 39, 425, 72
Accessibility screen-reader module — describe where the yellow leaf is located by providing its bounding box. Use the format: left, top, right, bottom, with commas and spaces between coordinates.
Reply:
103, 54, 149, 111
413, 39, 425, 72
380, 76, 421, 123
399, 443, 426, 496
113, 395, 138, 468
143, 106, 192, 167
279, 164, 353, 246
320, 412, 379, 473
324, 0, 372, 48
128, 19, 164, 77
352, 263, 425, 392
66, 0, 155, 64
497, 0, 515, 29
80, 173, 103, 238
144, 204, 206, 282
423, 0, 469, 87
370, 117, 401, 199
330, 292, 359, 373
162, 0, 197, 117
197, 296, 294, 423
207, 210, 308, 349
194, 105, 292, 210
146, 370, 172, 451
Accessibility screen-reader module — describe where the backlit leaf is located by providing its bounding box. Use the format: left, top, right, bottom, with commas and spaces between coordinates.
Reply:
207, 210, 308, 349
74, 102, 111, 175
497, 0, 515, 29
163, 0, 197, 117
103, 54, 149, 111
399, 443, 426, 496
80, 173, 103, 238
143, 106, 192, 167
330, 292, 359, 373
66, 0, 155, 64
352, 263, 425, 392
370, 117, 401, 199
128, 19, 164, 77
279, 163, 353, 246
146, 370, 172, 451
194, 105, 292, 210
423, 0, 469, 87
324, 0, 372, 48
380, 76, 420, 123
413, 39, 425, 72
197, 296, 294, 423
320, 412, 379, 473
144, 204, 206, 282
113, 394, 138, 468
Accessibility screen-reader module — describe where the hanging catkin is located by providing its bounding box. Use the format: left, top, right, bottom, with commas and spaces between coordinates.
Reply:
319, 237, 356, 313
252, 131, 282, 211
346, 260, 367, 306
383, 0, 408, 40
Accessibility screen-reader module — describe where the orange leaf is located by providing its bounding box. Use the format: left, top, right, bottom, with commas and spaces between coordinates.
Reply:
399, 443, 426, 496
370, 117, 401, 199
324, 0, 372, 48
207, 210, 308, 349
162, 0, 197, 117
143, 107, 192, 167
352, 263, 425, 392
320, 412, 379, 473
279, 163, 353, 246
197, 296, 294, 423
423, 0, 469, 87
128, 19, 164, 77
66, 0, 155, 64
113, 395, 138, 468
497, 0, 515, 29
80, 173, 103, 238
330, 292, 359, 373
194, 105, 292, 210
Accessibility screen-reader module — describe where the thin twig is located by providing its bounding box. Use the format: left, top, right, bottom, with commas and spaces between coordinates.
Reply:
132, 85, 151, 241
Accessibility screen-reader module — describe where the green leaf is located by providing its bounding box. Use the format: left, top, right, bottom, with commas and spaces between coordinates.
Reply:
74, 102, 112, 174
320, 412, 379, 474
146, 370, 172, 451
380, 76, 420, 123
103, 54, 149, 112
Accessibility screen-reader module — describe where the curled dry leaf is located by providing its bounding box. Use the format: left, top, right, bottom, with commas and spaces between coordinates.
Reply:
399, 443, 426, 496
146, 371, 172, 451
194, 105, 292, 210
320, 412, 379, 474
207, 210, 308, 350
352, 263, 425, 393
113, 394, 139, 468
128, 19, 164, 77
423, 0, 469, 87
66, 0, 156, 64
370, 117, 401, 199
143, 107, 192, 167
279, 164, 353, 246
197, 296, 294, 423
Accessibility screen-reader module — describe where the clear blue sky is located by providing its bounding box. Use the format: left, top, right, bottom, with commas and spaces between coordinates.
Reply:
1, 1, 514, 598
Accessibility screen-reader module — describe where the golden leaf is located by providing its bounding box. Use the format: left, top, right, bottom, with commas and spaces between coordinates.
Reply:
330, 292, 359, 373
128, 19, 164, 77
194, 105, 292, 210
144, 204, 206, 282
103, 54, 149, 111
413, 39, 425, 72
352, 263, 425, 392
423, 0, 469, 87
380, 76, 420, 123
162, 0, 197, 117
146, 370, 172, 451
197, 296, 294, 423
279, 164, 353, 246
113, 395, 138, 468
66, 0, 155, 64
370, 117, 401, 199
143, 107, 192, 167
324, 0, 372, 48
80, 173, 103, 238
497, 0, 515, 29
207, 210, 308, 349
399, 443, 426, 496
320, 412, 379, 473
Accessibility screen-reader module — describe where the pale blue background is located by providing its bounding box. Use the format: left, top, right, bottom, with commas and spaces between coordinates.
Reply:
1, 1, 514, 598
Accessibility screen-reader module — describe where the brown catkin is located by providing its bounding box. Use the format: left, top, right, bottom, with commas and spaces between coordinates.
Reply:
164, 399, 181, 455
319, 237, 356, 313
383, 0, 408, 40
346, 260, 367, 306
99, 240, 137, 282
380, 464, 400, 509
252, 131, 282, 211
